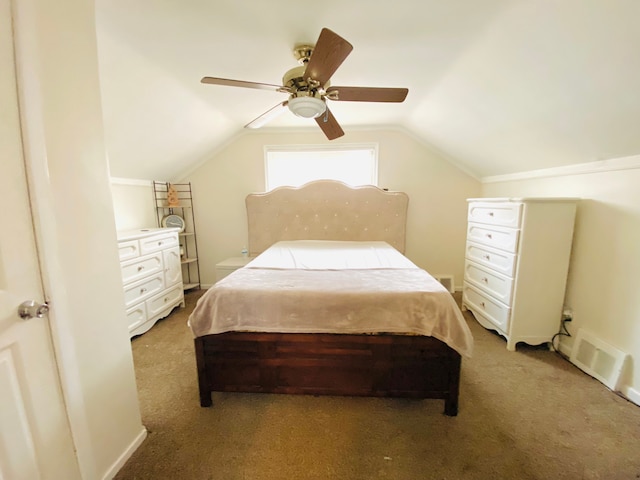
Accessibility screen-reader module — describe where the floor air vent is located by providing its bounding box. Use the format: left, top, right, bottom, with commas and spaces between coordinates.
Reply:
433, 274, 455, 293
569, 329, 628, 391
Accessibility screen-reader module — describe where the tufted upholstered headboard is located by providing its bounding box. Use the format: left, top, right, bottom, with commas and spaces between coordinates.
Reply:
245, 180, 409, 256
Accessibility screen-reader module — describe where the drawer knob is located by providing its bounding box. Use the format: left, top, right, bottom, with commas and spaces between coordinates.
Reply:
158, 241, 163, 246
137, 266, 145, 271
140, 287, 147, 294
480, 301, 485, 308
484, 255, 490, 260
482, 277, 488, 283
488, 212, 494, 216
486, 233, 493, 239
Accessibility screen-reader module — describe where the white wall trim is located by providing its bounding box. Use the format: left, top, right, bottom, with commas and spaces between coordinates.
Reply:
110, 177, 153, 186
101, 427, 147, 480
620, 386, 640, 407
556, 336, 574, 358
482, 154, 640, 183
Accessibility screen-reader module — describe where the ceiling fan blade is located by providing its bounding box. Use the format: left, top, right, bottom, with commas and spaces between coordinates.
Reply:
245, 101, 289, 129
201, 77, 284, 92
304, 28, 353, 87
326, 86, 408, 103
315, 108, 344, 140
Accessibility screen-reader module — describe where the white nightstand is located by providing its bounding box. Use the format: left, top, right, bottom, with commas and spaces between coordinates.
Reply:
215, 256, 253, 282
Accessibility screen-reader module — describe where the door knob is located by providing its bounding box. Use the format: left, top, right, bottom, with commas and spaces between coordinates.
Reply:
18, 300, 49, 320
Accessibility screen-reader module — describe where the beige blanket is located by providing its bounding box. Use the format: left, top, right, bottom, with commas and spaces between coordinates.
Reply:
188, 241, 473, 358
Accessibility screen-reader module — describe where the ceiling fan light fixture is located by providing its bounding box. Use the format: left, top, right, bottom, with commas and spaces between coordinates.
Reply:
288, 96, 326, 119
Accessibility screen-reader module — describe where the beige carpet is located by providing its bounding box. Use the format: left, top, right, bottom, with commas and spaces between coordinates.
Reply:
116, 290, 640, 480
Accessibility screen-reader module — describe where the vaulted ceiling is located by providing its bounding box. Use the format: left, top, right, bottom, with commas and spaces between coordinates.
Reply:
96, 0, 640, 181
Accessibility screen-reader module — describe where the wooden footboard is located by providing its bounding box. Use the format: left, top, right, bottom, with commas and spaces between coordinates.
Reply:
195, 332, 461, 416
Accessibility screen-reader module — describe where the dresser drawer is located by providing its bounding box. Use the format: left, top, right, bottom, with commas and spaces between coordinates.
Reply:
463, 282, 511, 332
464, 260, 514, 305
118, 240, 140, 261
465, 241, 517, 277
146, 283, 183, 318
139, 232, 179, 256
120, 253, 163, 286
162, 247, 183, 287
125, 303, 147, 331
123, 274, 164, 308
467, 222, 519, 252
468, 202, 522, 228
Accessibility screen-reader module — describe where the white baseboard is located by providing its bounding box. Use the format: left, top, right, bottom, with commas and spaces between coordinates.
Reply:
620, 386, 640, 407
556, 335, 574, 357
102, 427, 147, 480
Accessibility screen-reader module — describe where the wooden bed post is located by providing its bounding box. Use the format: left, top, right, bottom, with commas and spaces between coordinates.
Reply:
194, 338, 212, 407
444, 354, 461, 416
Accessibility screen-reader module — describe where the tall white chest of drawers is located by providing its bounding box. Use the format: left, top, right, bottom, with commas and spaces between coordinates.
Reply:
117, 228, 185, 338
462, 198, 578, 351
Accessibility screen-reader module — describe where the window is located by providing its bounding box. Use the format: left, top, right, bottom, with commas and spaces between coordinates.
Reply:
265, 144, 378, 191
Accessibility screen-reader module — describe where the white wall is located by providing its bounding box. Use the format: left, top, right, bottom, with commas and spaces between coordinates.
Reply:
179, 128, 481, 286
110, 178, 157, 231
482, 158, 640, 404
14, 0, 145, 478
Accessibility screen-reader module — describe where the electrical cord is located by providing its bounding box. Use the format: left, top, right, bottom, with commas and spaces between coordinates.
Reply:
551, 318, 571, 353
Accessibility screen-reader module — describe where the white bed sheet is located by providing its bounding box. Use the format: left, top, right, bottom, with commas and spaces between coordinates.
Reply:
247, 240, 418, 270
189, 240, 473, 357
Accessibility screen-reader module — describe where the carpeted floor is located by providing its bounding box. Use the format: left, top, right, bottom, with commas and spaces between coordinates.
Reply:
115, 290, 640, 480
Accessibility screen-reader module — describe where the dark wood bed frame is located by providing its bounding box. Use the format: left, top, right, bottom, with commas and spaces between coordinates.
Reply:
195, 332, 461, 415
194, 181, 463, 416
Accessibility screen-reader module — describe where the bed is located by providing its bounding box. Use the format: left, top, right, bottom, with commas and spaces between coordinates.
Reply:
189, 180, 473, 416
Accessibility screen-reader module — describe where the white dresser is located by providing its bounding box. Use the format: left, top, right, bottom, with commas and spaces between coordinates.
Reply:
117, 228, 185, 338
462, 198, 577, 351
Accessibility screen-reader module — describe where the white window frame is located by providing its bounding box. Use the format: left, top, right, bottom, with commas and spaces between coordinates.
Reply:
264, 144, 379, 191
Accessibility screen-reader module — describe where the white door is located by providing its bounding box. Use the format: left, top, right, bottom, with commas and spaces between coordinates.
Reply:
0, 1, 81, 478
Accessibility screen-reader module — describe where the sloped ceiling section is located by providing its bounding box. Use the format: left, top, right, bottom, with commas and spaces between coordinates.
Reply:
96, 0, 640, 180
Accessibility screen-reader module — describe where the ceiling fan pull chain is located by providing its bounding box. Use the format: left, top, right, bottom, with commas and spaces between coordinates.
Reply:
323, 108, 329, 123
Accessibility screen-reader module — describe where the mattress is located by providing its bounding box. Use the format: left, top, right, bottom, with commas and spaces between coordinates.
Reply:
188, 240, 473, 357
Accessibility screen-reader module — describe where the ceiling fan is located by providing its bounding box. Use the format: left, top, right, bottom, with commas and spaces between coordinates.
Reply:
201, 28, 408, 140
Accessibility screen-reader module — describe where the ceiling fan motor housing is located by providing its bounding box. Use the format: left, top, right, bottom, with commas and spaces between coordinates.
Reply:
282, 65, 328, 118
282, 66, 330, 92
